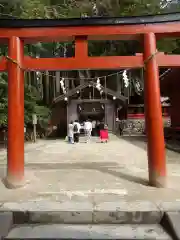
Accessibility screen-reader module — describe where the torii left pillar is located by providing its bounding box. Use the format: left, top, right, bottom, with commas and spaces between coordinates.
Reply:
5, 37, 25, 188
144, 33, 166, 188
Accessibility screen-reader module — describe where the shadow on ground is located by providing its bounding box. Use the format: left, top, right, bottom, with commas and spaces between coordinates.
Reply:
26, 161, 149, 187
120, 135, 147, 150
120, 135, 180, 164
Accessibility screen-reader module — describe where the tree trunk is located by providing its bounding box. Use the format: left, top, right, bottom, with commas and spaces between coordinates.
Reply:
53, 72, 56, 99
116, 73, 121, 93
55, 71, 60, 96
45, 70, 50, 104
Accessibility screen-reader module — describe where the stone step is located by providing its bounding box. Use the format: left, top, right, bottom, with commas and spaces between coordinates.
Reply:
5, 224, 172, 240
1, 201, 163, 224
1, 203, 180, 239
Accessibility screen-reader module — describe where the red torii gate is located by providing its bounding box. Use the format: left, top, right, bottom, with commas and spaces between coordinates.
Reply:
1, 13, 180, 188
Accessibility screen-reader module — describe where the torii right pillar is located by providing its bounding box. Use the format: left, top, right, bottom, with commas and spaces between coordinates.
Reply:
143, 32, 166, 188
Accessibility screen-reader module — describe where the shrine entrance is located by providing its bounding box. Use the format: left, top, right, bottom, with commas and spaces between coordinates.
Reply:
78, 102, 105, 123
79, 113, 105, 122
2, 13, 180, 188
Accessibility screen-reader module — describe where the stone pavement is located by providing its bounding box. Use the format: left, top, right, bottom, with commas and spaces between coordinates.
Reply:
0, 135, 180, 239
0, 134, 180, 203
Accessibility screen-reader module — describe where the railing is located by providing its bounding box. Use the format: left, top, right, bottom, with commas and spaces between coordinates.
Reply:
116, 116, 171, 136
117, 119, 146, 136
0, 126, 53, 149
0, 130, 7, 148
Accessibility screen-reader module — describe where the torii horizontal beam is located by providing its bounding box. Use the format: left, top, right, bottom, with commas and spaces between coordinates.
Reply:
1, 53, 180, 71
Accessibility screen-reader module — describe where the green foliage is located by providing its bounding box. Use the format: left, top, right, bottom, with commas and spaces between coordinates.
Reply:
1, 0, 179, 55
0, 73, 8, 126
0, 0, 180, 127
0, 72, 50, 127
24, 84, 50, 127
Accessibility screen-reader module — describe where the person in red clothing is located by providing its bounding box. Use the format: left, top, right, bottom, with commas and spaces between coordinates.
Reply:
99, 122, 109, 143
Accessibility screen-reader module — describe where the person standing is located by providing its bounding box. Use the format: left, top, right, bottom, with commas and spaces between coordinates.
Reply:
84, 119, 92, 143
73, 120, 81, 143
92, 120, 96, 136
100, 123, 109, 143
68, 121, 74, 144
96, 120, 100, 136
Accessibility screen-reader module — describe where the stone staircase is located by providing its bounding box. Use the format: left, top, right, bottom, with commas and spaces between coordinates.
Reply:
0, 201, 179, 239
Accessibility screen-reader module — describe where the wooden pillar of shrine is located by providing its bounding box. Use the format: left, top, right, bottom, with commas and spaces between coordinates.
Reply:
144, 33, 166, 187
6, 36, 25, 188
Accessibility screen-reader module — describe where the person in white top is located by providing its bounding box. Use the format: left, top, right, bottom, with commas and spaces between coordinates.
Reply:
73, 120, 81, 143
92, 120, 96, 136
84, 119, 92, 143
68, 121, 74, 144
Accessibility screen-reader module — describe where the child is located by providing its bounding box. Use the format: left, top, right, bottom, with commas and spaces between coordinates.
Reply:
100, 124, 109, 143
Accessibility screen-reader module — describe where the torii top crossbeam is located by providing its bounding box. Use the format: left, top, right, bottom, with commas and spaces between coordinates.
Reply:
1, 12, 180, 71
1, 12, 180, 41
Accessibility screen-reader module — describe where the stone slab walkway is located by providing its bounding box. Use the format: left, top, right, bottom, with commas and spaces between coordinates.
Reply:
0, 134, 179, 204
0, 135, 180, 239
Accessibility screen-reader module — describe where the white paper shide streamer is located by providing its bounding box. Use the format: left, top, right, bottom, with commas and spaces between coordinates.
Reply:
96, 78, 103, 94
60, 78, 66, 94
123, 70, 129, 88
160, 96, 169, 103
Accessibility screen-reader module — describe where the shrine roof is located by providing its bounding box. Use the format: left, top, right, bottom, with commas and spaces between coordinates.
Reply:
1, 12, 180, 28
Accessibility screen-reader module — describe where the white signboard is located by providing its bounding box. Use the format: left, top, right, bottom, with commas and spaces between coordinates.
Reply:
32, 114, 37, 125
